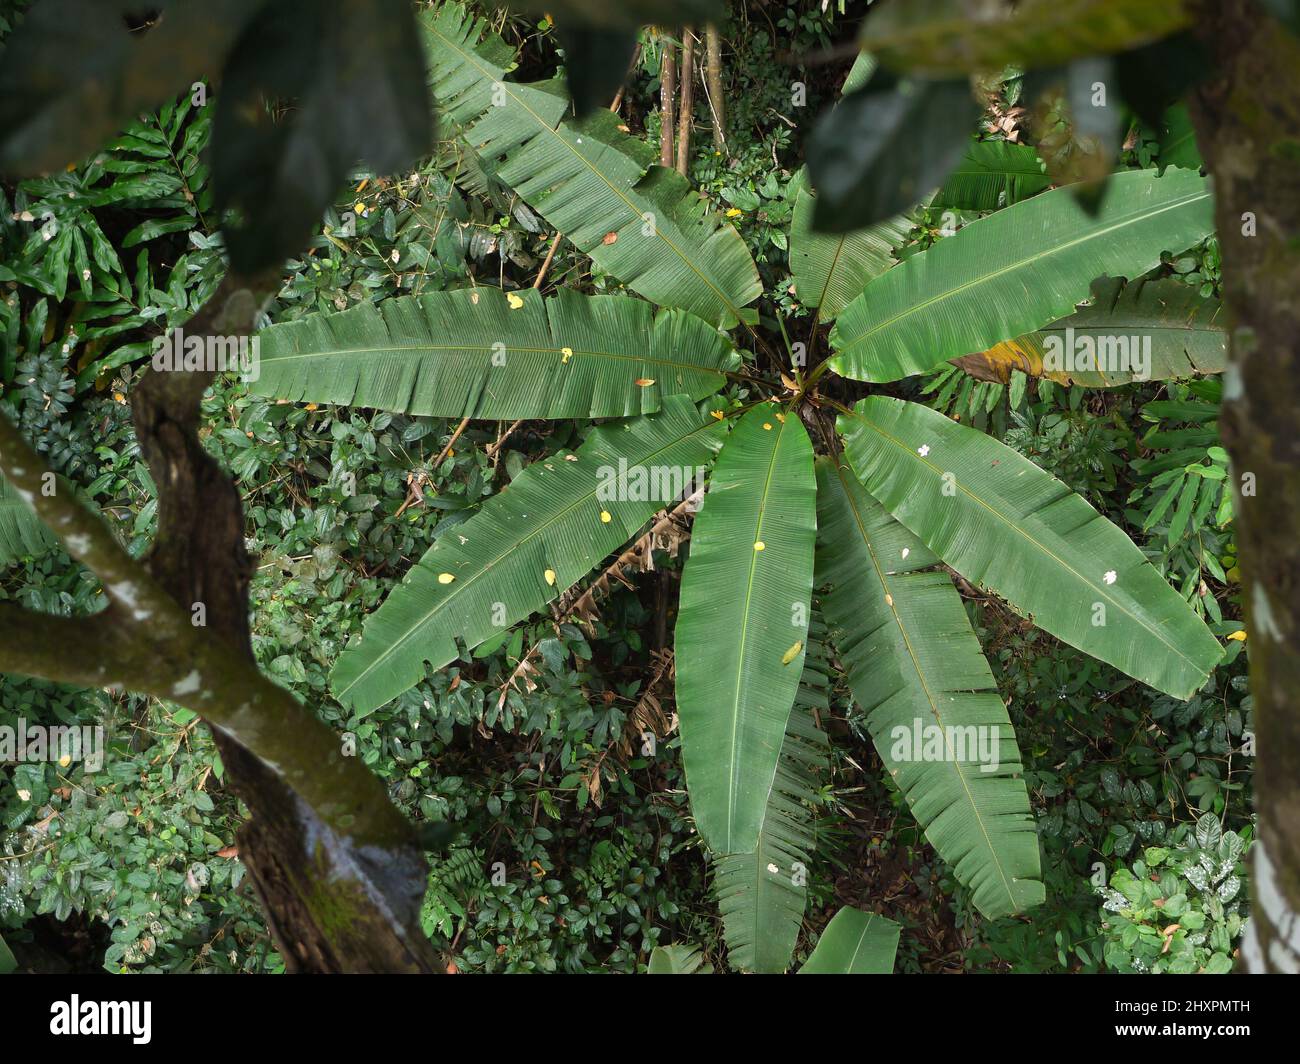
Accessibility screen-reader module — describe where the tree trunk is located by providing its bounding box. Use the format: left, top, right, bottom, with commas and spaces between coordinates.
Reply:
676, 28, 696, 176
1189, 0, 1300, 973
659, 34, 677, 170
705, 24, 726, 153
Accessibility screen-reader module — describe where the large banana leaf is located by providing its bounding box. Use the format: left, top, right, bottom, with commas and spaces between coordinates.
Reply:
839, 397, 1224, 699
815, 456, 1042, 919
957, 276, 1227, 386
932, 140, 1051, 212
0, 477, 52, 564
829, 168, 1215, 383
714, 615, 831, 973
423, 3, 761, 328
861, 0, 1190, 77
798, 906, 900, 974
331, 396, 728, 712
676, 405, 817, 856
252, 288, 737, 419
789, 169, 910, 322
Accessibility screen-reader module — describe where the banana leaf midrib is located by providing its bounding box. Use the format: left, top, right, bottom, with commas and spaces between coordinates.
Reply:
843, 913, 887, 970
427, 21, 747, 325
828, 460, 1024, 913
832, 186, 1212, 362
845, 411, 1209, 676
260, 340, 731, 380
810, 231, 851, 315
334, 415, 726, 701
721, 414, 791, 849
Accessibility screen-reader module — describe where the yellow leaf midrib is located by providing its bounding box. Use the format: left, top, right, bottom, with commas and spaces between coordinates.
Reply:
832, 461, 1024, 915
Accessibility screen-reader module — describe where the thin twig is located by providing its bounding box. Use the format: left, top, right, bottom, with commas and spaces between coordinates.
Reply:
532, 233, 562, 290
486, 418, 526, 460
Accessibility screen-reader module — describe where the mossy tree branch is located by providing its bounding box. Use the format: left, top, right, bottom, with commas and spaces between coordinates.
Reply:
1189, 0, 1300, 973
0, 271, 437, 973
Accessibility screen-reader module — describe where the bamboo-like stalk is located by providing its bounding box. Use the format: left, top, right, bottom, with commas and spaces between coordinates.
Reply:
705, 24, 726, 153
675, 27, 696, 176
659, 33, 678, 169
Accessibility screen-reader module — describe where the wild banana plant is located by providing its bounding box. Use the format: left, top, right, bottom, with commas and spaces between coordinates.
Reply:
246, 2, 1227, 972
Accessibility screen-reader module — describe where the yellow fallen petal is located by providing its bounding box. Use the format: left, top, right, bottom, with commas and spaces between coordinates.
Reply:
1227, 630, 1247, 642
725, 208, 742, 217
507, 293, 524, 309
600, 510, 612, 523
775, 412, 786, 423
305, 402, 318, 411
561, 346, 573, 363
635, 378, 655, 387
353, 202, 367, 215
885, 593, 894, 607
781, 641, 802, 666
753, 541, 765, 551
438, 573, 456, 584
544, 569, 557, 585
763, 422, 772, 430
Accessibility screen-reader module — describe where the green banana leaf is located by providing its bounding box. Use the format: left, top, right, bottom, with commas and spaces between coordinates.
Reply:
932, 140, 1051, 211
424, 3, 761, 328
330, 396, 728, 712
647, 942, 712, 974
1157, 105, 1203, 173
789, 169, 910, 322
815, 456, 1042, 918
714, 614, 831, 973
798, 906, 900, 974
966, 276, 1226, 387
839, 397, 1224, 700
830, 167, 1215, 383
676, 405, 817, 856
252, 287, 738, 419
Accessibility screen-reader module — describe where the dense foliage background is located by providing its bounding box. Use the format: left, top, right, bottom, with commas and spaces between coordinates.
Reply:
0, 0, 1251, 973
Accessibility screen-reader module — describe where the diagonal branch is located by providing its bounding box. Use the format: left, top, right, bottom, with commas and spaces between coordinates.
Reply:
0, 270, 438, 973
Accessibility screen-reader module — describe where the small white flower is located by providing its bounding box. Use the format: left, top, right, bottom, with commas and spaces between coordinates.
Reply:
901, 547, 910, 560
1103, 570, 1117, 585
917, 444, 930, 457
766, 862, 780, 875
